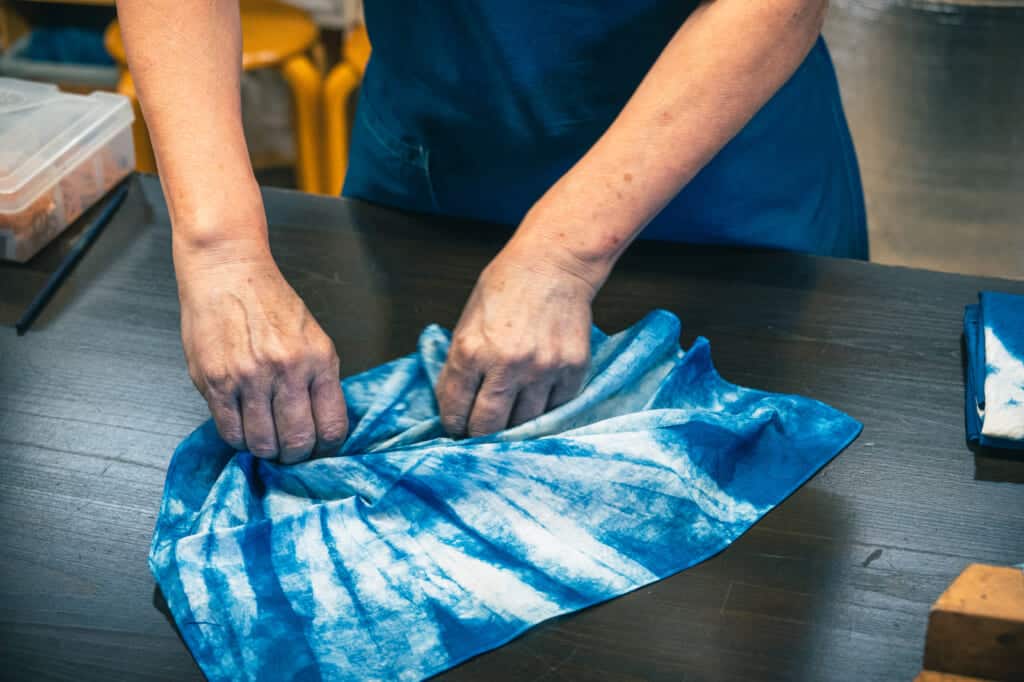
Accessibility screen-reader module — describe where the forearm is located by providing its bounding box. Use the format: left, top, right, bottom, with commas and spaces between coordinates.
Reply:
115, 0, 267, 258
514, 0, 827, 284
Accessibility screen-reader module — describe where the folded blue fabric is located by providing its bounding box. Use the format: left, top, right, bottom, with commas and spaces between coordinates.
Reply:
150, 310, 861, 681
964, 292, 1024, 449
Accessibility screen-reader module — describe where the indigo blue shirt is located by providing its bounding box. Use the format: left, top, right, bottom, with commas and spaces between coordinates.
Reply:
343, 1, 868, 259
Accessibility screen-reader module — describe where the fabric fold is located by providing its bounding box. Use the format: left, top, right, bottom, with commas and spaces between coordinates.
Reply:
150, 310, 861, 681
964, 291, 1024, 449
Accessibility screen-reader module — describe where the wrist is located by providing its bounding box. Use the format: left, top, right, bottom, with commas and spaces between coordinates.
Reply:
172, 222, 273, 278
164, 165, 267, 241
510, 193, 627, 293
170, 188, 270, 267
505, 226, 612, 298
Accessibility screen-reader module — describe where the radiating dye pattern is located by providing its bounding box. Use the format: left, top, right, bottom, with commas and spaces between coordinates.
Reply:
965, 292, 1024, 449
150, 310, 861, 681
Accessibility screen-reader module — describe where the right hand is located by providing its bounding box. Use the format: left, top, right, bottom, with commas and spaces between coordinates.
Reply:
175, 241, 349, 463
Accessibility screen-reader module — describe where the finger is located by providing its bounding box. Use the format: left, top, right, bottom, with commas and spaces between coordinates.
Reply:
311, 373, 349, 457
272, 384, 316, 464
509, 380, 554, 428
548, 365, 587, 410
466, 370, 517, 437
240, 388, 279, 459
208, 391, 246, 450
437, 361, 483, 437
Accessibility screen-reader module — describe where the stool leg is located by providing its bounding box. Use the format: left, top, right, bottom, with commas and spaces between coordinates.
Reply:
322, 62, 361, 197
280, 54, 323, 194
117, 71, 157, 174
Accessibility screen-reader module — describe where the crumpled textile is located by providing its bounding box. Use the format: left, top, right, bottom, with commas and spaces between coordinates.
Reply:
149, 310, 861, 682
965, 291, 1024, 449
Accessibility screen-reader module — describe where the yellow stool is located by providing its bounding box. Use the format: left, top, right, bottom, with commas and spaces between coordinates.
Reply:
322, 24, 371, 196
105, 0, 324, 194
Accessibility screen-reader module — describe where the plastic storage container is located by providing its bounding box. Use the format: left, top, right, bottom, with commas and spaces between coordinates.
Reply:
0, 77, 135, 262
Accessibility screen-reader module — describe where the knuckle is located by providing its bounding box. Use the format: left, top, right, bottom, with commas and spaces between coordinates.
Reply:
467, 402, 505, 437
450, 337, 474, 363
467, 419, 496, 438
531, 353, 558, 374
266, 350, 299, 373
509, 407, 539, 429
309, 334, 337, 362
323, 349, 341, 373
219, 427, 245, 448
482, 376, 516, 397
564, 349, 590, 371
318, 417, 349, 445
519, 381, 546, 402
280, 430, 316, 453
555, 379, 584, 404
499, 348, 530, 367
200, 363, 233, 389
212, 415, 244, 446
233, 359, 261, 383
203, 376, 226, 394
441, 413, 468, 436
273, 382, 303, 403
437, 373, 473, 406
248, 442, 278, 459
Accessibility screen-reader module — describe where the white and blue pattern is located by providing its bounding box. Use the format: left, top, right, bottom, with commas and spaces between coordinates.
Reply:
965, 291, 1024, 448
150, 310, 861, 681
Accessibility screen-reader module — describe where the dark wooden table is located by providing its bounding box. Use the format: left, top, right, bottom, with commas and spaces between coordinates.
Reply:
1, 174, 1022, 681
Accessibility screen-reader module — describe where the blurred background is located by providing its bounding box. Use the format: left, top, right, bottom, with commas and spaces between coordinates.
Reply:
825, 0, 1024, 279
2, 0, 1021, 278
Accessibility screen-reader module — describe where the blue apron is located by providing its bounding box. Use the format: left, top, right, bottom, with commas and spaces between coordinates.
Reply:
343, 1, 868, 259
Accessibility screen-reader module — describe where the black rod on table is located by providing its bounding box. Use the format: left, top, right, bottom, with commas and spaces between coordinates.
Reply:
15, 180, 131, 336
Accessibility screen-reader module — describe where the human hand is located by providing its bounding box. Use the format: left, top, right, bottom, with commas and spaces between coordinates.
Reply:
175, 240, 348, 463
436, 235, 605, 437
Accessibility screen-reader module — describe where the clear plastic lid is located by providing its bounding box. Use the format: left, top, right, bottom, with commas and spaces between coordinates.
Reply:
0, 77, 134, 214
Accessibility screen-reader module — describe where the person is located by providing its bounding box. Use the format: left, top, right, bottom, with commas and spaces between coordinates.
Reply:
115, 0, 866, 463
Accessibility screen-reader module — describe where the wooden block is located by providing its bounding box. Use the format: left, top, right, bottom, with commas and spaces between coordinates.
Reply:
923, 563, 1024, 681
916, 672, 994, 682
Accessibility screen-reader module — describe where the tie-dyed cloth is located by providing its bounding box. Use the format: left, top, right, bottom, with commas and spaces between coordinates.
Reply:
150, 310, 861, 681
965, 292, 1024, 449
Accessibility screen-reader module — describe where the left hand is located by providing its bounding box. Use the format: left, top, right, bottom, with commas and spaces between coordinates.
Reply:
436, 236, 602, 437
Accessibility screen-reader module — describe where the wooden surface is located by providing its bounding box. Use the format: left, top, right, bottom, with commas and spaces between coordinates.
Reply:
1, 174, 1023, 681
915, 673, 992, 682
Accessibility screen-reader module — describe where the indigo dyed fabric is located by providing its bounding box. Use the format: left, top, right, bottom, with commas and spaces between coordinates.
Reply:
964, 292, 1024, 449
150, 310, 861, 681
